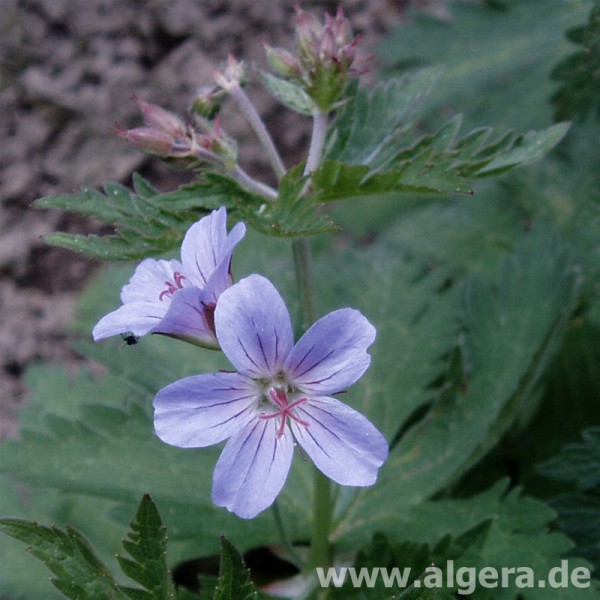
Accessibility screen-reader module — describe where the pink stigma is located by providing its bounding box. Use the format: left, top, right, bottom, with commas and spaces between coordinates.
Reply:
158, 271, 186, 301
259, 388, 310, 437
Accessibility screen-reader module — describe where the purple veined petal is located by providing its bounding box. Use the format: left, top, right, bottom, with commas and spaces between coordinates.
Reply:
285, 308, 376, 395
201, 253, 235, 305
151, 287, 219, 349
212, 417, 294, 518
290, 396, 388, 486
215, 275, 294, 378
92, 301, 167, 341
153, 372, 259, 448
219, 220, 246, 262
180, 208, 246, 288
120, 258, 185, 304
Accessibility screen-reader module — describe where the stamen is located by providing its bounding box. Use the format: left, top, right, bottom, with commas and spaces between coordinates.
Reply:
259, 388, 310, 437
158, 271, 186, 301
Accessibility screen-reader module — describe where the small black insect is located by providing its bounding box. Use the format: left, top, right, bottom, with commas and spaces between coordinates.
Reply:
121, 333, 140, 346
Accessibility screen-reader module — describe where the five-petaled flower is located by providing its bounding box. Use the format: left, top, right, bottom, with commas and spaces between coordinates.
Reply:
93, 207, 245, 349
153, 274, 388, 519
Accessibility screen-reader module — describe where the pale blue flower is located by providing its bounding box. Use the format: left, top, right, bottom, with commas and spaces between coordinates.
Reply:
93, 208, 245, 348
153, 274, 388, 519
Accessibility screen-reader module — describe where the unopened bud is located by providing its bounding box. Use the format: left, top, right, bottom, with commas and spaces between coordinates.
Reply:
114, 125, 176, 156
330, 7, 352, 48
294, 6, 322, 60
133, 95, 187, 138
191, 86, 224, 119
264, 44, 303, 79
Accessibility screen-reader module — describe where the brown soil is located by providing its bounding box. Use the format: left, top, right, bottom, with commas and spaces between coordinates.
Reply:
0, 0, 444, 439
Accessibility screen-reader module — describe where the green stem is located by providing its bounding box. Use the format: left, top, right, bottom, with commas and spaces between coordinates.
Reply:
292, 238, 318, 328
292, 238, 332, 570
292, 109, 334, 572
309, 466, 332, 569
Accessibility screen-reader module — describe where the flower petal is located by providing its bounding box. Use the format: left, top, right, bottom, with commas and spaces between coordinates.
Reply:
212, 417, 294, 518
290, 396, 388, 486
120, 258, 185, 304
152, 287, 219, 348
180, 207, 246, 288
153, 372, 258, 448
92, 302, 166, 340
285, 308, 376, 395
215, 275, 294, 377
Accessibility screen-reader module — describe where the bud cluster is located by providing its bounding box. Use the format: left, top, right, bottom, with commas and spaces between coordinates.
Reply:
114, 95, 236, 169
266, 6, 368, 111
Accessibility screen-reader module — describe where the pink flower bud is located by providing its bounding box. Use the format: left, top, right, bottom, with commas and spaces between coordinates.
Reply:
264, 44, 303, 79
114, 125, 176, 156
331, 7, 351, 48
294, 6, 322, 58
133, 95, 187, 138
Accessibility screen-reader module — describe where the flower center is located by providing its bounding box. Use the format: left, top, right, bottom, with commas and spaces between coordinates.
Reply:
259, 387, 310, 438
158, 271, 186, 301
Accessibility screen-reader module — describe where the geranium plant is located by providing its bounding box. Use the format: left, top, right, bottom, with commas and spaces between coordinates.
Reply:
2, 3, 600, 599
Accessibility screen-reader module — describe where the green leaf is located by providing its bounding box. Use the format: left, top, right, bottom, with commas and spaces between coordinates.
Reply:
333, 226, 579, 546
35, 166, 339, 261
326, 67, 442, 168
213, 537, 257, 600
378, 0, 587, 130
551, 1, 600, 120
232, 166, 338, 237
259, 71, 313, 115
475, 123, 571, 176
539, 427, 600, 490
312, 120, 569, 201
117, 495, 175, 600
0, 519, 128, 600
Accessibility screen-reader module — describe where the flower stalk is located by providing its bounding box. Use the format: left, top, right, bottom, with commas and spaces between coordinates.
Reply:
293, 107, 333, 571
227, 82, 287, 180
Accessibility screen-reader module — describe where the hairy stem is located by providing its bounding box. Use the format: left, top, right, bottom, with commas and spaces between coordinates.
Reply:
304, 110, 329, 177
228, 83, 286, 180
231, 165, 278, 200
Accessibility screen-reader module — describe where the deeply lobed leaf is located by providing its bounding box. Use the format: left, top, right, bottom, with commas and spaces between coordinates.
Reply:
0, 519, 128, 600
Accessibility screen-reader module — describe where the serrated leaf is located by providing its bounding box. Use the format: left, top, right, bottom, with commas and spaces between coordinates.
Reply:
116, 495, 175, 599
0, 519, 128, 600
475, 123, 570, 175
326, 67, 442, 167
312, 119, 568, 201
236, 166, 337, 236
333, 226, 579, 546
213, 537, 257, 600
551, 1, 600, 120
539, 427, 600, 490
378, 0, 586, 130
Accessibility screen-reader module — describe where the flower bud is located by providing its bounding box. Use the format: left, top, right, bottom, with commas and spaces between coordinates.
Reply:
191, 117, 237, 168
113, 125, 177, 156
264, 44, 303, 79
133, 95, 187, 138
294, 6, 322, 61
330, 7, 352, 48
190, 85, 224, 120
